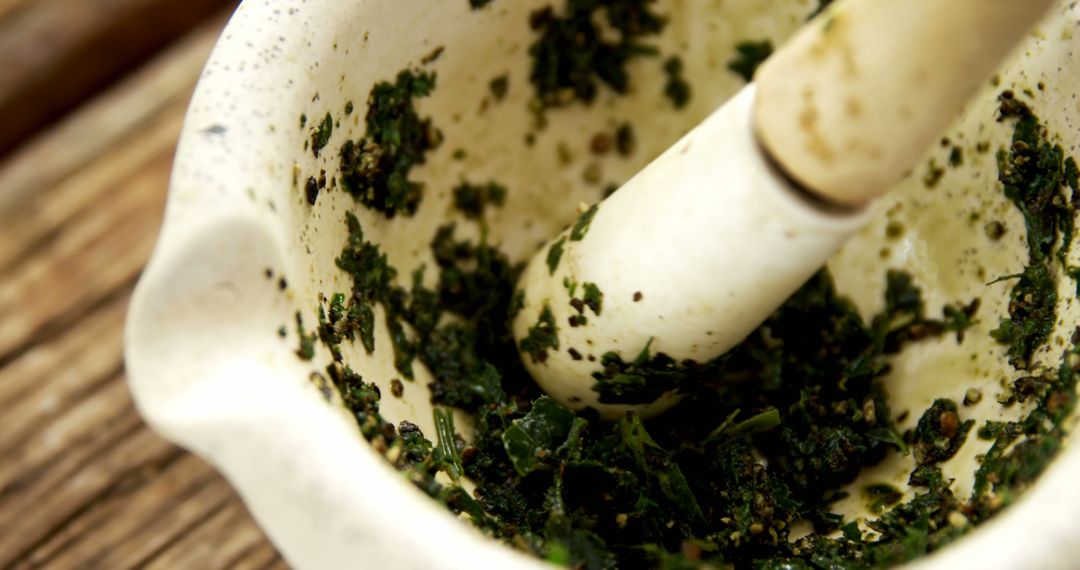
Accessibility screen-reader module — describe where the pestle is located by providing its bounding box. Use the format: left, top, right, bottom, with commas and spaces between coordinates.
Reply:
511, 0, 1056, 419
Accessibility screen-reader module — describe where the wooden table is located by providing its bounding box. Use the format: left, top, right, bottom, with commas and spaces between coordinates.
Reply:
0, 2, 284, 567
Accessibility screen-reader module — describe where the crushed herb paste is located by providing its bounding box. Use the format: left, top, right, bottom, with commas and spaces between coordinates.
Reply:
339, 70, 441, 218
990, 91, 1079, 369
310, 194, 1062, 569
528, 0, 666, 112
297, 21, 1080, 569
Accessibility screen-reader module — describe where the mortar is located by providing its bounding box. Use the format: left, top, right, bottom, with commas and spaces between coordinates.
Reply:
125, 1, 1080, 568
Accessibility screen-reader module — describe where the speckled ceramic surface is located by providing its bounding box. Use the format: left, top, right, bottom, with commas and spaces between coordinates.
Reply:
127, 1, 1080, 568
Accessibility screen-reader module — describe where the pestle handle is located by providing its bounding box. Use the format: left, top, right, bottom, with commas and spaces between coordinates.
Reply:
754, 0, 1055, 208
513, 0, 1055, 419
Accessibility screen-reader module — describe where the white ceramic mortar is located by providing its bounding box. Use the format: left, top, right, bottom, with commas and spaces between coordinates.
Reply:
126, 0, 1080, 568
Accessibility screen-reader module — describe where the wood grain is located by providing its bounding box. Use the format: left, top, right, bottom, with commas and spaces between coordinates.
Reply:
0, 8, 283, 569
0, 0, 237, 158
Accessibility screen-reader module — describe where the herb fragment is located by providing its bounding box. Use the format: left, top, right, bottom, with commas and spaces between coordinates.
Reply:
615, 123, 636, 157
489, 74, 510, 101
547, 237, 566, 274
502, 396, 576, 476
453, 181, 507, 220
592, 339, 685, 404
303, 66, 1080, 570
727, 40, 773, 83
911, 399, 973, 465
582, 282, 603, 316
924, 160, 945, 188
434, 407, 464, 479
295, 312, 316, 360
864, 484, 903, 515
339, 70, 441, 218
990, 91, 1077, 368
421, 46, 445, 65
520, 305, 559, 364
570, 204, 598, 241
528, 0, 667, 112
335, 212, 395, 355
305, 176, 319, 206
662, 56, 691, 109
949, 146, 964, 167
312, 112, 333, 157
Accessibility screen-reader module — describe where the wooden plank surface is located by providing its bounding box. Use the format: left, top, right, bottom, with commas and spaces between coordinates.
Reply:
0, 0, 235, 158
0, 8, 284, 569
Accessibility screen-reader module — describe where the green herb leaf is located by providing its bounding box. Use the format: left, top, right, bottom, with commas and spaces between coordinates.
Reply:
528, 0, 666, 112
727, 40, 773, 83
619, 413, 706, 529
570, 204, 598, 242
546, 237, 566, 274
662, 56, 691, 108
339, 70, 440, 218
312, 112, 333, 156
434, 407, 464, 479
502, 396, 576, 476
520, 305, 559, 364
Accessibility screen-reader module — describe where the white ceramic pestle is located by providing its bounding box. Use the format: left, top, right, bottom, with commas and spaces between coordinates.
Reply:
512, 0, 1056, 418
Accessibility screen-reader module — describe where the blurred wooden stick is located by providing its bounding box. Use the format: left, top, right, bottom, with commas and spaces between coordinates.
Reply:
0, 0, 237, 159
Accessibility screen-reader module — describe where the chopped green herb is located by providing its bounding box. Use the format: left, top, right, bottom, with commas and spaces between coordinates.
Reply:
502, 396, 576, 476
489, 74, 510, 101
924, 159, 945, 188
335, 212, 396, 354
582, 282, 603, 316
304, 66, 1079, 570
421, 46, 445, 65
864, 483, 903, 515
615, 122, 636, 157
563, 277, 578, 298
312, 112, 333, 157
528, 0, 666, 112
949, 146, 964, 167
434, 407, 464, 479
547, 237, 566, 274
727, 40, 773, 83
295, 312, 316, 360
592, 338, 686, 405
702, 408, 781, 446
520, 304, 559, 364
570, 204, 598, 241
662, 56, 691, 108
990, 264, 1055, 368
990, 91, 1078, 368
911, 399, 973, 465
453, 181, 507, 219
304, 176, 319, 206
339, 70, 441, 218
